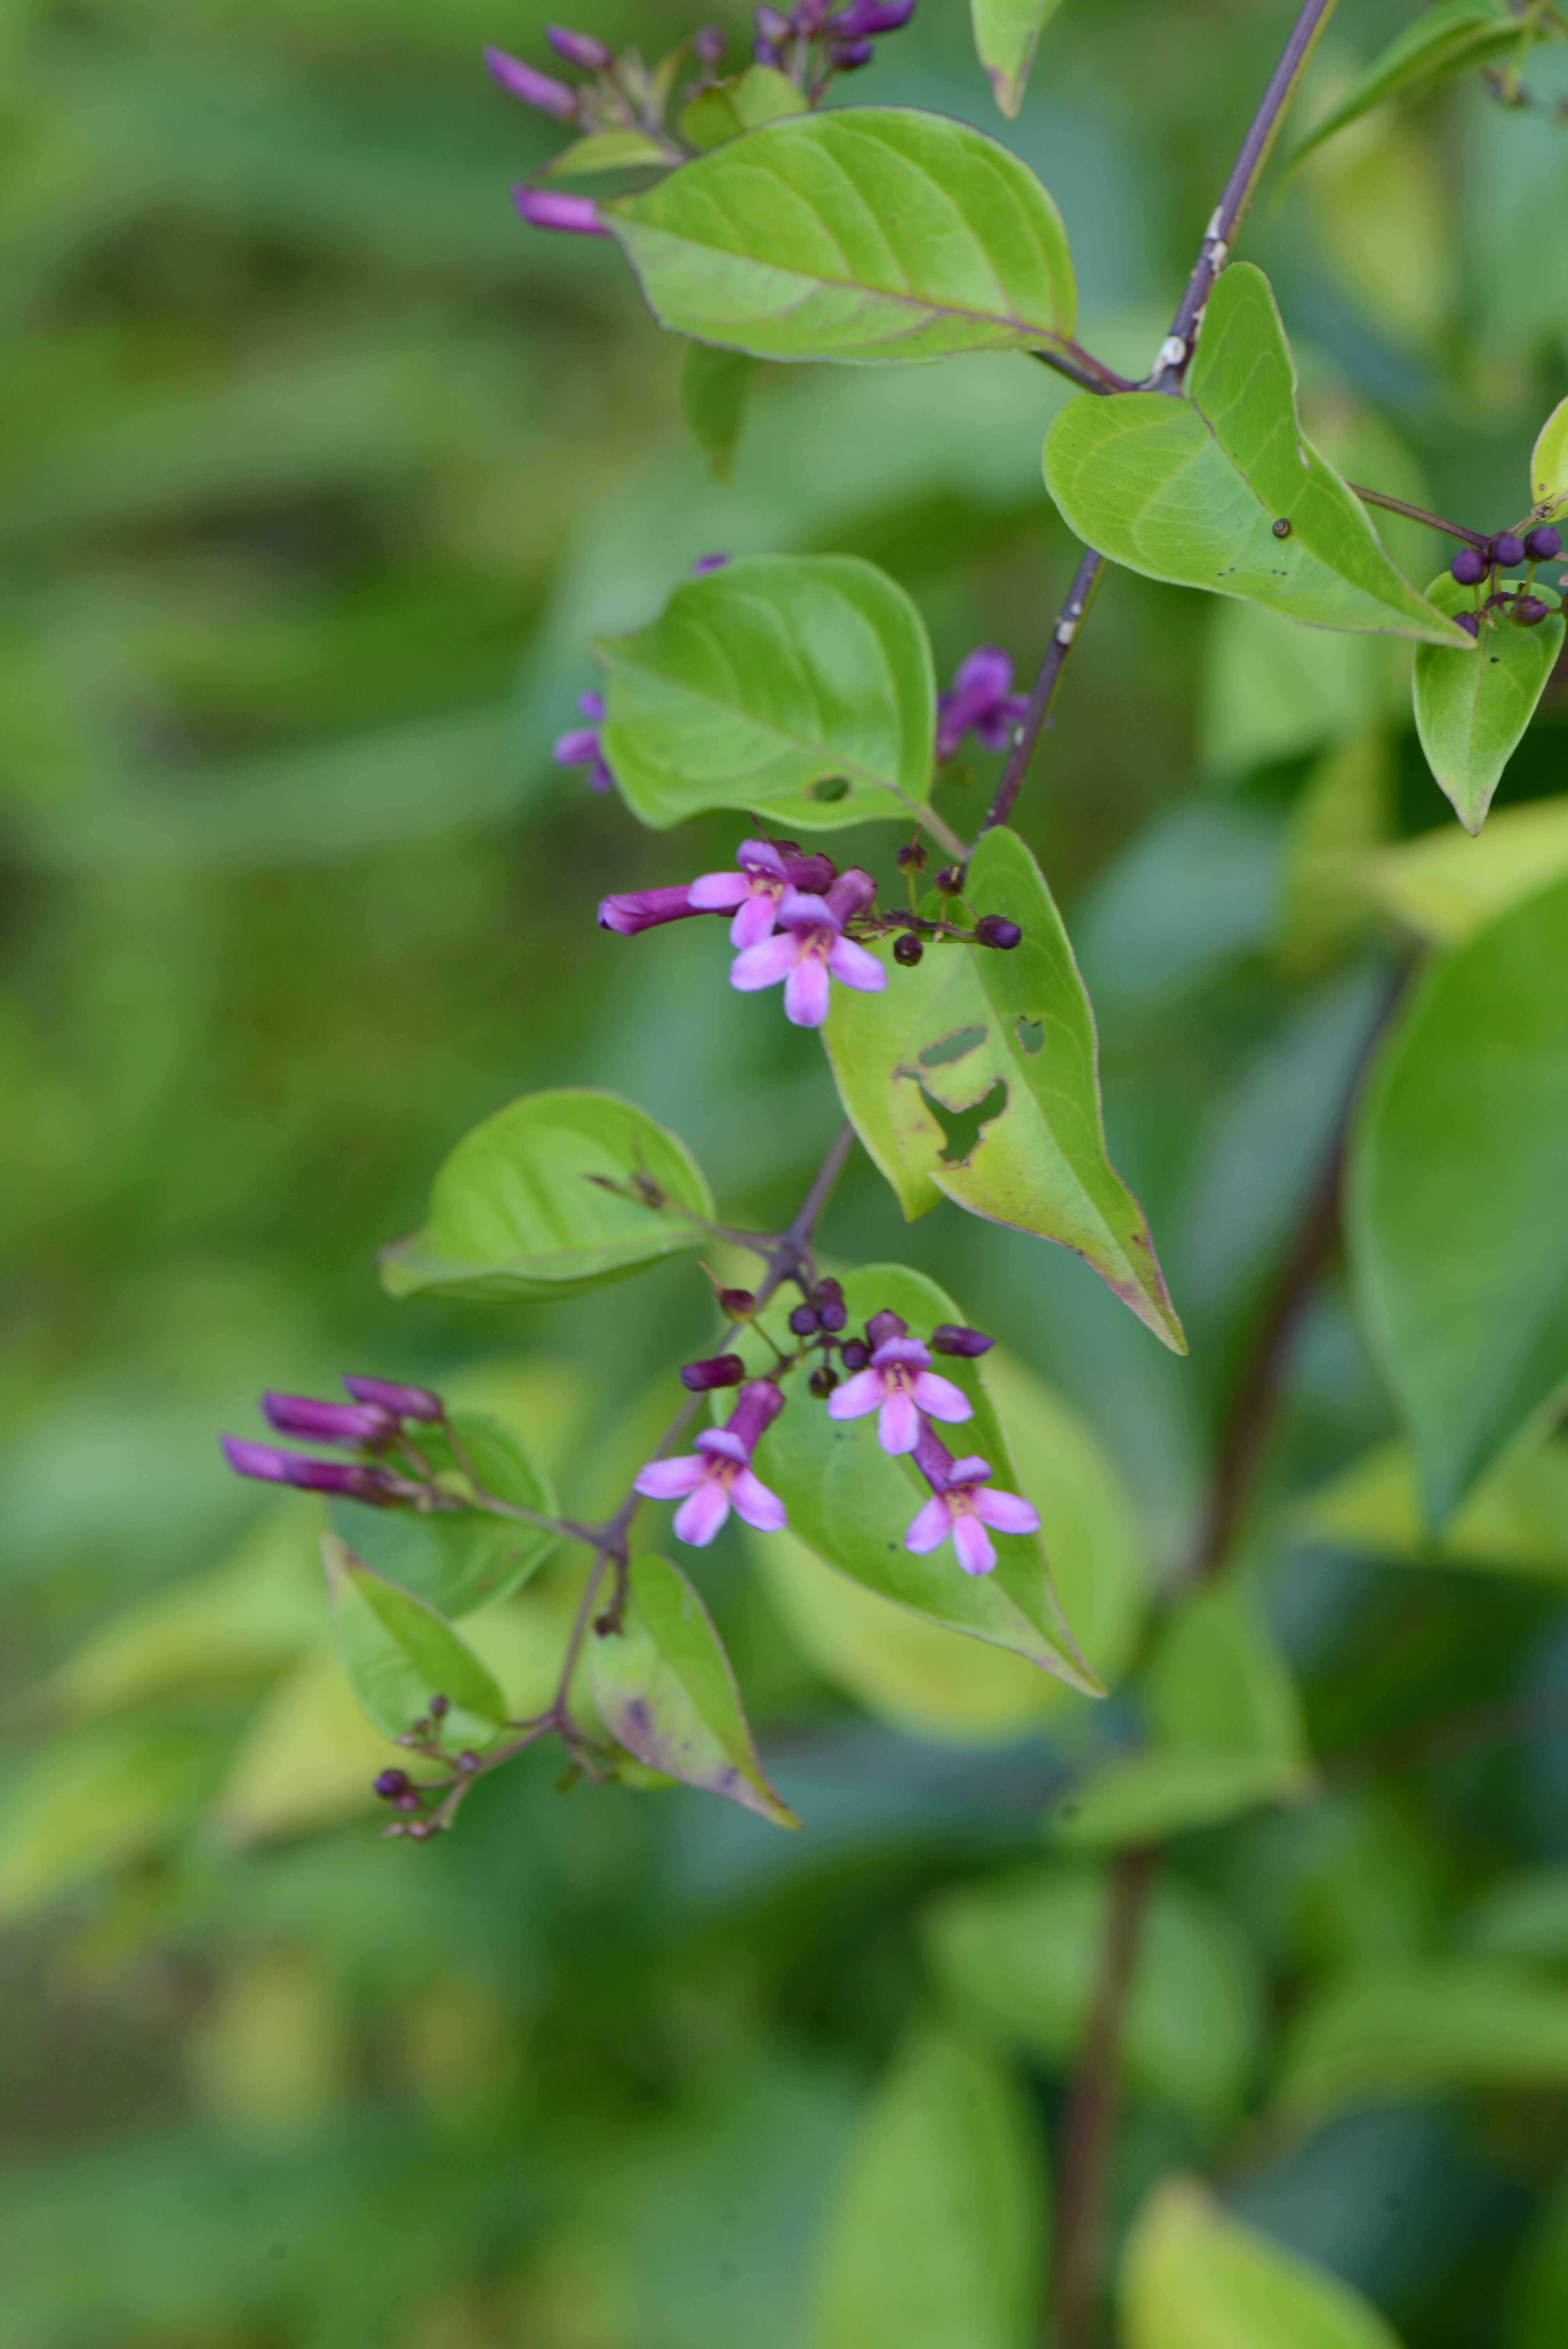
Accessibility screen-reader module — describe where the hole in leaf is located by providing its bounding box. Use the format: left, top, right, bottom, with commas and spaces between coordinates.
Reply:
918, 1024, 987, 1069
810, 775, 850, 802
1015, 1016, 1043, 1057
920, 1078, 1007, 1166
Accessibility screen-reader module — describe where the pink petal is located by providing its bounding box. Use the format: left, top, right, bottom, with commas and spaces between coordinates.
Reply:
737, 839, 786, 879
729, 892, 780, 950
695, 1428, 748, 1463
731, 1467, 787, 1532
673, 1476, 732, 1547
778, 889, 835, 929
911, 1371, 973, 1425
878, 1388, 921, 1454
947, 1455, 992, 1486
905, 1495, 954, 1554
688, 871, 751, 911
952, 1514, 998, 1576
973, 1486, 1040, 1536
784, 957, 831, 1027
870, 1336, 928, 1368
634, 1455, 707, 1499
730, 932, 802, 992
826, 936, 886, 993
826, 1368, 886, 1421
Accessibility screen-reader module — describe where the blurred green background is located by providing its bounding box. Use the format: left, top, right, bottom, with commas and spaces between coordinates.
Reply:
4, 0, 1568, 2342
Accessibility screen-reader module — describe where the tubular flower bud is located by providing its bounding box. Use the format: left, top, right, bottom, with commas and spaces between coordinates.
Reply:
830, 0, 917, 30
679, 1353, 747, 1392
974, 915, 1023, 950
828, 36, 875, 65
931, 1324, 994, 1358
343, 1375, 444, 1422
221, 1438, 398, 1502
865, 1309, 908, 1351
513, 186, 609, 236
262, 1392, 397, 1446
597, 883, 700, 936
545, 23, 614, 71
485, 46, 578, 117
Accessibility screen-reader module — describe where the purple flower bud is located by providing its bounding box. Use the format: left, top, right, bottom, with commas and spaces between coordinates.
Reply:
598, 884, 700, 935
931, 1323, 994, 1358
694, 24, 727, 68
1451, 545, 1487, 588
866, 1309, 909, 1351
221, 1437, 397, 1502
840, 1339, 870, 1372
262, 1392, 397, 1447
374, 1768, 412, 1800
827, 866, 877, 921
756, 4, 792, 37
395, 1789, 423, 1813
912, 1420, 957, 1490
817, 1297, 848, 1333
893, 933, 924, 967
974, 915, 1023, 950
828, 36, 875, 65
718, 1286, 757, 1317
895, 841, 927, 873
1455, 610, 1480, 638
789, 1302, 820, 1337
545, 23, 614, 71
1525, 525, 1563, 561
513, 187, 609, 237
754, 34, 784, 64
723, 1378, 787, 1454
485, 46, 579, 118
1511, 594, 1551, 626
691, 551, 731, 575
1490, 532, 1527, 569
343, 1375, 445, 1422
781, 849, 838, 893
680, 1353, 747, 1392
935, 864, 964, 893
428, 1693, 449, 1718
831, 0, 916, 30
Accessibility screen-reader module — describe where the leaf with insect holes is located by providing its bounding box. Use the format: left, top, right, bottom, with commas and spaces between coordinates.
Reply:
589, 1552, 798, 1825
323, 1535, 510, 1755
1043, 264, 1470, 647
1287, 0, 1525, 171
971, 0, 1068, 118
1412, 571, 1563, 833
825, 827, 1185, 1351
604, 107, 1076, 364
380, 1088, 714, 1303
1532, 393, 1568, 520
597, 554, 935, 832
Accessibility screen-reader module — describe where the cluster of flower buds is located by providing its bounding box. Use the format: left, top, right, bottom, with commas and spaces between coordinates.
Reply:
221, 1375, 445, 1503
1450, 526, 1564, 634
755, 0, 917, 90
553, 689, 613, 792
373, 1700, 486, 1839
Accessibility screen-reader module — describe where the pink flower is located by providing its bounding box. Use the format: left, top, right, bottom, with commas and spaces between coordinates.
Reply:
632, 1378, 787, 1548
827, 1334, 972, 1454
936, 646, 1028, 762
905, 1451, 1039, 1577
729, 868, 885, 1027
687, 838, 837, 950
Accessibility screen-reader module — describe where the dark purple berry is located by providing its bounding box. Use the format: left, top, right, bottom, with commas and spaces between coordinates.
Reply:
808, 1365, 839, 1399
817, 1298, 848, 1333
1525, 525, 1563, 561
788, 1303, 820, 1337
816, 1276, 844, 1301
931, 1324, 995, 1358
457, 1751, 482, 1774
717, 1287, 756, 1319
1511, 594, 1551, 626
374, 1768, 411, 1800
1490, 532, 1527, 569
893, 933, 924, 966
680, 1353, 747, 1392
428, 1693, 449, 1719
1451, 546, 1487, 587
394, 1789, 422, 1813
1456, 610, 1481, 639
935, 864, 964, 895
895, 841, 927, 873
974, 916, 1023, 950
840, 1339, 870, 1372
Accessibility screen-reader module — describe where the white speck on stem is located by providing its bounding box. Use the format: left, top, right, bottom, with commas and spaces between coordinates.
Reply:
1155, 334, 1187, 372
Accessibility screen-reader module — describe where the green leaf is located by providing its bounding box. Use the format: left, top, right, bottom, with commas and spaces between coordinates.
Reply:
1532, 393, 1568, 519
678, 64, 809, 151
597, 554, 935, 832
380, 1087, 715, 1303
751, 1345, 1148, 1744
1348, 875, 1568, 1523
1412, 571, 1563, 833
589, 1552, 799, 1826
605, 107, 1077, 365
1290, 0, 1526, 170
970, 0, 1067, 118
1050, 1752, 1314, 1850
681, 341, 757, 479
923, 1863, 1263, 2123
1043, 265, 1470, 646
0, 1722, 228, 1922
825, 826, 1186, 1350
1275, 1960, 1568, 2120
1301, 1432, 1568, 1579
323, 1533, 510, 1754
810, 2028, 1045, 2349
1120, 2175, 1404, 2349
734, 1264, 1102, 1691
1361, 797, 1568, 946
329, 1410, 560, 1617
542, 129, 673, 179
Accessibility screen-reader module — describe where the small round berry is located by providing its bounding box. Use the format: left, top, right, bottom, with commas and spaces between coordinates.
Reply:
893, 933, 924, 967
1511, 594, 1551, 627
374, 1768, 411, 1801
394, 1788, 422, 1813
718, 1287, 756, 1319
935, 864, 964, 894
457, 1750, 482, 1774
817, 1298, 848, 1333
1525, 524, 1563, 561
974, 915, 1023, 950
840, 1340, 870, 1373
1451, 545, 1487, 587
788, 1303, 820, 1337
1455, 610, 1481, 638
1490, 532, 1527, 569
816, 1277, 843, 1302
428, 1693, 449, 1719
808, 1365, 839, 1399
894, 841, 928, 873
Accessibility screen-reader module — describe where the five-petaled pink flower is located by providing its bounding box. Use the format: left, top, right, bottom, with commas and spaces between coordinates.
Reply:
905, 1451, 1039, 1577
633, 1378, 787, 1547
730, 868, 885, 1027
687, 838, 836, 950
827, 1334, 972, 1455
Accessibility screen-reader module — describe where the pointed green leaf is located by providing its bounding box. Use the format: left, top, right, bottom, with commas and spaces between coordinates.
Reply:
1532, 393, 1568, 518
1049, 1750, 1313, 1851
735, 1264, 1103, 1691
597, 554, 935, 832
589, 1552, 799, 1826
825, 826, 1185, 1349
323, 1534, 510, 1754
542, 129, 673, 179
971, 0, 1067, 118
1413, 571, 1562, 833
1121, 2176, 1404, 2349
330, 1410, 559, 1617
1349, 875, 1568, 1524
1043, 265, 1470, 645
1290, 0, 1527, 170
1276, 1960, 1568, 2119
1301, 1432, 1568, 1579
811, 2028, 1045, 2349
380, 1087, 715, 1303
681, 340, 757, 479
605, 107, 1077, 365
1361, 797, 1568, 945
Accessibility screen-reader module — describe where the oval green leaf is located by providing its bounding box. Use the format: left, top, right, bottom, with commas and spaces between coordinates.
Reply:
605, 106, 1077, 365
1275, 1960, 1568, 2120
380, 1087, 715, 1303
1302, 1431, 1568, 1579
1288, 0, 1522, 170
971, 0, 1067, 118
1348, 874, 1568, 1525
323, 1533, 510, 1754
597, 554, 935, 832
1413, 571, 1563, 833
1532, 392, 1568, 518
589, 1552, 798, 1826
825, 825, 1186, 1350
1361, 796, 1568, 945
1043, 264, 1470, 645
542, 129, 674, 180
1121, 2176, 1403, 2349
330, 1409, 560, 1618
